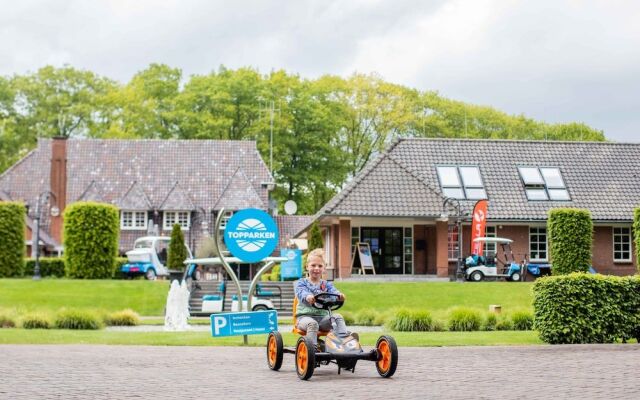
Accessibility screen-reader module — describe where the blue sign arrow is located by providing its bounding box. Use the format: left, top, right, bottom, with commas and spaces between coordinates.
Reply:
210, 310, 278, 337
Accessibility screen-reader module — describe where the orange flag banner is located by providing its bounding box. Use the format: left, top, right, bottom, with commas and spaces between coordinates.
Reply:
470, 200, 488, 256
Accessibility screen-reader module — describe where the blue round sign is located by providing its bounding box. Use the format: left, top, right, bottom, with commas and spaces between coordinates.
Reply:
223, 208, 279, 263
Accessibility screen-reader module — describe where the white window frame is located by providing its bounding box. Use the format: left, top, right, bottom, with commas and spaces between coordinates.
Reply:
163, 211, 191, 231
437, 165, 486, 200
121, 211, 147, 230
518, 166, 570, 202
529, 226, 548, 262
448, 224, 459, 261
218, 210, 234, 230
612, 227, 632, 263
483, 226, 497, 257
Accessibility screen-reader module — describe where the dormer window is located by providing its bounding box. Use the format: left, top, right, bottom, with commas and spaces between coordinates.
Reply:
436, 165, 486, 200
518, 167, 570, 201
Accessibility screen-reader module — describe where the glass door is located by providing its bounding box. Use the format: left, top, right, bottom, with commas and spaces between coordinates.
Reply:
361, 227, 403, 274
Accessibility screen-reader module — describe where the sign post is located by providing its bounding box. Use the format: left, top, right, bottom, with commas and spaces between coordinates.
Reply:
351, 242, 376, 275
211, 310, 278, 337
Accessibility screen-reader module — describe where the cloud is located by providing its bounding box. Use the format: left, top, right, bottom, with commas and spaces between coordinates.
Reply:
0, 0, 638, 141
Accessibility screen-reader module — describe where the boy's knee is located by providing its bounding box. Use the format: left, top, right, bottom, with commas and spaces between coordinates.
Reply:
306, 320, 319, 331
333, 313, 343, 320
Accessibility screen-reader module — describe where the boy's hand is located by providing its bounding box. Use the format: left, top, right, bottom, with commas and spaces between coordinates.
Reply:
305, 294, 315, 304
339, 293, 346, 301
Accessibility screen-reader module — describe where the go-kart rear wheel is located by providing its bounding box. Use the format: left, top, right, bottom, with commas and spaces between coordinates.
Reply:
295, 337, 315, 380
375, 335, 398, 378
266, 331, 283, 371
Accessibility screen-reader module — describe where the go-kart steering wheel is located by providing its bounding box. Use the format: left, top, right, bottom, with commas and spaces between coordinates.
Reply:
312, 292, 344, 311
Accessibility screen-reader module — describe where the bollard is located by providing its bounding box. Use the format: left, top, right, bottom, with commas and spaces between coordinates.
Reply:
489, 304, 502, 314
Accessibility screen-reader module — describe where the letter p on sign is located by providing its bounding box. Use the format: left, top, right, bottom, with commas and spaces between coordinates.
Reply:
213, 316, 227, 336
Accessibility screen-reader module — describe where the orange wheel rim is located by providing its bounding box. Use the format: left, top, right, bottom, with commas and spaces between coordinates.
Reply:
297, 342, 308, 373
377, 340, 391, 373
268, 336, 277, 365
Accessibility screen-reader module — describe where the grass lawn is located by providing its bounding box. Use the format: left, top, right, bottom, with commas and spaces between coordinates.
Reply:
0, 328, 542, 346
0, 279, 533, 318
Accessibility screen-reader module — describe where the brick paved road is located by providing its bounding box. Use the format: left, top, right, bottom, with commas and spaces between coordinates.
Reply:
1, 344, 638, 399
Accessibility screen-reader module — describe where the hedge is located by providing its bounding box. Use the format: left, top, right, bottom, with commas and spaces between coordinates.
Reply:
533, 273, 640, 344
634, 208, 640, 274
0, 202, 26, 277
24, 257, 66, 278
64, 202, 120, 279
168, 224, 187, 271
547, 208, 592, 275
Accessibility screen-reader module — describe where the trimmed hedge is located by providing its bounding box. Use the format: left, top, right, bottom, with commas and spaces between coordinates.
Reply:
533, 273, 640, 344
387, 308, 435, 332
0, 202, 26, 277
448, 307, 483, 331
64, 202, 120, 279
54, 309, 103, 330
24, 257, 66, 278
634, 208, 640, 274
547, 208, 592, 275
168, 224, 187, 271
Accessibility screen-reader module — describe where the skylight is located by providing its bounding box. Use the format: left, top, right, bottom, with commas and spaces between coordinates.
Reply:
518, 166, 570, 201
437, 165, 486, 200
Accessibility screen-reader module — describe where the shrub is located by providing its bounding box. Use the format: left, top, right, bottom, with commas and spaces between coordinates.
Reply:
24, 257, 66, 278
547, 208, 592, 275
484, 313, 498, 331
512, 310, 534, 330
533, 273, 640, 344
308, 222, 324, 250
168, 224, 188, 271
0, 313, 17, 328
448, 307, 483, 331
54, 309, 103, 330
634, 208, 640, 274
387, 308, 434, 332
354, 308, 378, 326
340, 310, 355, 325
104, 309, 140, 326
22, 313, 52, 329
64, 202, 119, 279
0, 202, 26, 277
269, 265, 281, 281
495, 317, 514, 331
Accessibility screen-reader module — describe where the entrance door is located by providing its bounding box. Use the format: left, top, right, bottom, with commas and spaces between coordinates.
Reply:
361, 228, 404, 274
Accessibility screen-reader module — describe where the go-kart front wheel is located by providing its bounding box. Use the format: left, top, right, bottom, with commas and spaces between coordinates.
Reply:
295, 337, 316, 380
375, 335, 398, 378
266, 331, 283, 371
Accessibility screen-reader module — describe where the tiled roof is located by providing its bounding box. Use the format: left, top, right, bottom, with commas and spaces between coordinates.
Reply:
117, 181, 152, 210
319, 138, 640, 222
275, 215, 314, 248
0, 138, 273, 212
213, 168, 265, 210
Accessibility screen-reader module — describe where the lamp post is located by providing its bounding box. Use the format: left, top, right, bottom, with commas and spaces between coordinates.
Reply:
32, 191, 57, 281
441, 197, 464, 282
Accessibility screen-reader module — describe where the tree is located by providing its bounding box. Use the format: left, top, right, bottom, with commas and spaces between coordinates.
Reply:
168, 224, 188, 271
308, 222, 324, 250
0, 202, 25, 277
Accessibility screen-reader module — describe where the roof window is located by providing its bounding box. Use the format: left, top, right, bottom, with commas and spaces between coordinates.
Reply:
518, 167, 570, 201
436, 165, 487, 200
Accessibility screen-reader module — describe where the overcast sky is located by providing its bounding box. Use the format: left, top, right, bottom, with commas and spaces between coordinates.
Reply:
1, 0, 638, 141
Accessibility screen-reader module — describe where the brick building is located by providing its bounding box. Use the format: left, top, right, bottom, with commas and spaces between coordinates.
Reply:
0, 137, 276, 255
300, 138, 639, 279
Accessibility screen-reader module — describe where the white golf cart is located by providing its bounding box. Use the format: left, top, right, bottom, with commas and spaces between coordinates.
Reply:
463, 237, 524, 282
121, 236, 193, 280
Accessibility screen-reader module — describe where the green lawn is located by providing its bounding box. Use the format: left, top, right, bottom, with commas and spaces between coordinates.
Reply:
0, 328, 542, 346
0, 279, 533, 318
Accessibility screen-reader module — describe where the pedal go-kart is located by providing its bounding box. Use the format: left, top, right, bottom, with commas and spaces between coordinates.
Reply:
266, 292, 398, 380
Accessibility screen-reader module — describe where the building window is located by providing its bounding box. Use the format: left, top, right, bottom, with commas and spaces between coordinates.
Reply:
436, 165, 487, 200
163, 211, 190, 230
518, 166, 570, 201
218, 210, 234, 230
529, 226, 547, 262
404, 227, 413, 274
613, 227, 631, 262
448, 224, 459, 261
483, 226, 497, 257
121, 211, 147, 230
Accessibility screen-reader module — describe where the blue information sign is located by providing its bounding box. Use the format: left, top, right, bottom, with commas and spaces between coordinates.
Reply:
280, 248, 302, 280
210, 310, 278, 337
223, 208, 279, 263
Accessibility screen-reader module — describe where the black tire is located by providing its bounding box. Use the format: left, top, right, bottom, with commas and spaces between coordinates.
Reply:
253, 305, 268, 311
375, 335, 398, 378
145, 269, 157, 280
295, 337, 315, 380
510, 271, 521, 282
266, 331, 283, 371
470, 271, 484, 282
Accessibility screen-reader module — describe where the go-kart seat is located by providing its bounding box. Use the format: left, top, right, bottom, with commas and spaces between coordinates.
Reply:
291, 296, 330, 337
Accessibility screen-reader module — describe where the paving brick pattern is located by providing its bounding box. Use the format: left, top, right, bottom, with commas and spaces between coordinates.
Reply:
1, 344, 639, 399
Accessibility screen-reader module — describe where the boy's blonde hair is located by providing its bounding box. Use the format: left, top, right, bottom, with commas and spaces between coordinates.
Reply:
306, 248, 325, 265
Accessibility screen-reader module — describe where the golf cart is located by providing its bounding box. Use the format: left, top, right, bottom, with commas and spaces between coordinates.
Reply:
121, 236, 193, 280
463, 237, 524, 282
266, 292, 398, 380
200, 280, 275, 313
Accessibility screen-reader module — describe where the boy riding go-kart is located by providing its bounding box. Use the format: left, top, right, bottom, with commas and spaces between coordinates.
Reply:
265, 248, 398, 380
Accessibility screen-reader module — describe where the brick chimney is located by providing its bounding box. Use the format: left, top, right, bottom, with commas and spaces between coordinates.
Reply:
50, 137, 67, 244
